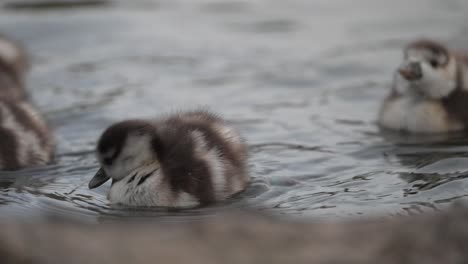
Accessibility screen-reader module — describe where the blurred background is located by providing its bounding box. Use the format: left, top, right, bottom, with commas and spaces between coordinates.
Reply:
1, 0, 468, 223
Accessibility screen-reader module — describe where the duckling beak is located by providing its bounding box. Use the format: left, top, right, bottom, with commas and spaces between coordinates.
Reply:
398, 62, 422, 81
88, 168, 110, 189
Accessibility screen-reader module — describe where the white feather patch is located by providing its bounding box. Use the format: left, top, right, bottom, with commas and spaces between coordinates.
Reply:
172, 192, 199, 208
207, 148, 227, 199
191, 130, 228, 199
191, 130, 208, 154
214, 124, 243, 145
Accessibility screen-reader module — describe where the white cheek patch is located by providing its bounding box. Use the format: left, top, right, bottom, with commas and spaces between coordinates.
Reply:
124, 134, 153, 158
106, 134, 155, 181
398, 49, 458, 99
0, 39, 19, 64
418, 60, 456, 99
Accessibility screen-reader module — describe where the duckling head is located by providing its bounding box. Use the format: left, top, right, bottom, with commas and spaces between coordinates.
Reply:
89, 120, 162, 189
394, 39, 459, 99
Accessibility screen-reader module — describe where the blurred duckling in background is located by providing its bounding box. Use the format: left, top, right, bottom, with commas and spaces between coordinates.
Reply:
0, 35, 54, 170
89, 110, 250, 208
379, 39, 468, 133
0, 34, 28, 100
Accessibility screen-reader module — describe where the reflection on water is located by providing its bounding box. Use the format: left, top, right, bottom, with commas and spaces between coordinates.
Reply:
0, 0, 468, 222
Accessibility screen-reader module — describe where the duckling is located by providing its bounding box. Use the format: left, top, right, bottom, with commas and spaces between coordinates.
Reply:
0, 34, 28, 100
88, 110, 250, 208
0, 35, 54, 170
378, 39, 468, 133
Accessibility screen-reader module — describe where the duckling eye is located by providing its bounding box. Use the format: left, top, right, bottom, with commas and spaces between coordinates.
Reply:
429, 59, 439, 68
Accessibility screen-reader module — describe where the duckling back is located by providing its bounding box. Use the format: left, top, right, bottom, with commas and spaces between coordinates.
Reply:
159, 111, 249, 204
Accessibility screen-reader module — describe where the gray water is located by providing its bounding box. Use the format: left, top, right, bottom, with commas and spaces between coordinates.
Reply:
1, 0, 468, 222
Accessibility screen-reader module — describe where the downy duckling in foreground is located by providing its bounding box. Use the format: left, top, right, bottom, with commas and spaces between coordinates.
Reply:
378, 39, 468, 133
89, 110, 250, 208
0, 34, 28, 100
0, 35, 54, 170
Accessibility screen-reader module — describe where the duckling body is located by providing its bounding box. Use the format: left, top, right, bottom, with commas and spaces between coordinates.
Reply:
379, 95, 464, 133
0, 35, 54, 170
379, 40, 468, 133
89, 111, 249, 208
0, 99, 54, 169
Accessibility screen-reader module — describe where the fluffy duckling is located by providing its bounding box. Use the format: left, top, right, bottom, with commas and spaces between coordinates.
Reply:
0, 35, 54, 170
0, 34, 28, 100
378, 39, 468, 133
89, 110, 250, 208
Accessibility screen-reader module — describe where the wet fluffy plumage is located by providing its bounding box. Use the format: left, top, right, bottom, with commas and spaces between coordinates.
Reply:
90, 110, 250, 208
0, 100, 54, 169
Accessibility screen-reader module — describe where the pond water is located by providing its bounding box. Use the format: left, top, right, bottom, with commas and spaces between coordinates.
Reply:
1, 0, 468, 222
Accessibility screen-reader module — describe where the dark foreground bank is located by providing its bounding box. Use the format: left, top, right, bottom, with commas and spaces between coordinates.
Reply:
1, 206, 468, 264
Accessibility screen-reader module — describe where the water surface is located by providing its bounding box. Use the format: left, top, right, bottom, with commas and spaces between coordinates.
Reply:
1, 0, 468, 222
